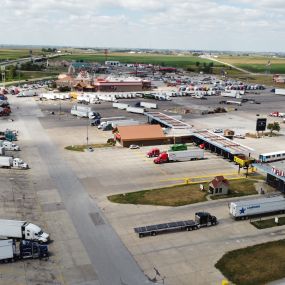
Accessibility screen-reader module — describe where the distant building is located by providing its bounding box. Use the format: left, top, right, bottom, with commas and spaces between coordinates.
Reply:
209, 176, 229, 196
273, 74, 285, 83
105, 61, 120, 66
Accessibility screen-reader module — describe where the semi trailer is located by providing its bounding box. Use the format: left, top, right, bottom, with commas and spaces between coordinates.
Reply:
139, 102, 157, 109
0, 141, 20, 151
0, 239, 49, 262
229, 195, 285, 220
134, 212, 217, 238
0, 219, 49, 243
154, 149, 204, 164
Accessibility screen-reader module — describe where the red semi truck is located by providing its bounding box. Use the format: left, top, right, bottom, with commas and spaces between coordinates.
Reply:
146, 148, 160, 157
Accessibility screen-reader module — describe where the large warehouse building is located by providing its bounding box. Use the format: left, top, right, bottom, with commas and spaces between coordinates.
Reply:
115, 125, 167, 147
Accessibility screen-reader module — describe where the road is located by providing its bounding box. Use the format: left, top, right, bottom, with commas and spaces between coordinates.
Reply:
10, 96, 151, 285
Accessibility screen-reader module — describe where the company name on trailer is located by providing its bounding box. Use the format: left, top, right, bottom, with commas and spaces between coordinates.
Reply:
247, 205, 260, 209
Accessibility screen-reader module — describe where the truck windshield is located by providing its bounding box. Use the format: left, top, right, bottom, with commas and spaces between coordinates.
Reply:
38, 230, 43, 236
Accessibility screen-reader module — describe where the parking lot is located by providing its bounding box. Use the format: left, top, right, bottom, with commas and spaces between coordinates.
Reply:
1, 82, 285, 285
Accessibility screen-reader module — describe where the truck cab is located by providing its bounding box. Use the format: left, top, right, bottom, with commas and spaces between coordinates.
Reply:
153, 152, 168, 164
147, 148, 160, 158
24, 223, 49, 243
195, 212, 217, 227
13, 158, 29, 169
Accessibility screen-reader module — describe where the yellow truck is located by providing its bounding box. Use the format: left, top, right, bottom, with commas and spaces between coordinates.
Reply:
234, 155, 255, 167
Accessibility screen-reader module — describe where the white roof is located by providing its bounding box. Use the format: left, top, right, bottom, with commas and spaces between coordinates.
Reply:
260, 150, 285, 157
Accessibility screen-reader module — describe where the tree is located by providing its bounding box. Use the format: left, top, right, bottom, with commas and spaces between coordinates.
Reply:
267, 122, 280, 135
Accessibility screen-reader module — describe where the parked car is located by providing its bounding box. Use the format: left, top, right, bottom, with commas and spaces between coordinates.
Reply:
212, 129, 223, 133
129, 145, 140, 149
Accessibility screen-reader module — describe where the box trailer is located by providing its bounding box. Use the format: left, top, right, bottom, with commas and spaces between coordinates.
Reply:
70, 105, 92, 118
275, 89, 285, 96
126, 107, 145, 114
112, 103, 129, 110
140, 102, 157, 109
0, 219, 49, 243
229, 195, 285, 220
221, 90, 242, 99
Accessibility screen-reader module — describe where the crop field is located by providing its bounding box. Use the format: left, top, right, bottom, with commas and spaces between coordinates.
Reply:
60, 53, 218, 69
0, 49, 43, 60
218, 55, 285, 74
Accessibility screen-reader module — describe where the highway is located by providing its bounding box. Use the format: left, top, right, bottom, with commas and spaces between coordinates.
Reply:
11, 96, 151, 285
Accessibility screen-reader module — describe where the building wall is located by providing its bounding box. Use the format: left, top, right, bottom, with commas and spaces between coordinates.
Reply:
121, 139, 167, 147
209, 184, 229, 195
97, 85, 143, 92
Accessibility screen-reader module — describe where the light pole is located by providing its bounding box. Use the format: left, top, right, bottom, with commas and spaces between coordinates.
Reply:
86, 121, 89, 149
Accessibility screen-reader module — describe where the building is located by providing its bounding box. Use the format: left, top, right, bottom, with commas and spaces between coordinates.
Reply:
105, 61, 120, 66
115, 125, 167, 147
208, 176, 229, 196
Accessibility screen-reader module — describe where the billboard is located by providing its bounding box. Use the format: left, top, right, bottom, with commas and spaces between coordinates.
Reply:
256, 118, 267, 131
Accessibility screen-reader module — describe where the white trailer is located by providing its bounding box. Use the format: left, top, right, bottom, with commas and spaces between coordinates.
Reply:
221, 90, 242, 99
0, 240, 14, 261
140, 102, 157, 109
126, 107, 145, 114
0, 219, 49, 243
229, 195, 285, 219
0, 147, 5, 156
71, 105, 92, 118
168, 149, 204, 162
17, 90, 38, 97
111, 120, 140, 128
112, 103, 129, 110
275, 89, 285, 96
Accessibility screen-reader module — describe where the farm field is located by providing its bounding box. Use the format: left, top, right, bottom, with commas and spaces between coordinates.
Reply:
60, 52, 217, 69
218, 55, 285, 74
0, 49, 43, 60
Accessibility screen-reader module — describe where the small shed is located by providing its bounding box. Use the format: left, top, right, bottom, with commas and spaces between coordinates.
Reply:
209, 176, 229, 195
224, 129, 235, 139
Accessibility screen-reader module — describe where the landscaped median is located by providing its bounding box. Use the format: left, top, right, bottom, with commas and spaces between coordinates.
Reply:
65, 143, 114, 152
215, 240, 285, 285
107, 178, 260, 207
251, 217, 285, 229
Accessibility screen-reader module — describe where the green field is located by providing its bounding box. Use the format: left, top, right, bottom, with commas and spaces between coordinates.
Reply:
216, 239, 285, 285
60, 53, 217, 69
0, 49, 43, 60
237, 64, 285, 74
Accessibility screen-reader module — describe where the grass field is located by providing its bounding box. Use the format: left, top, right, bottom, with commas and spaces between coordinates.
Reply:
218, 55, 285, 74
0, 49, 43, 60
107, 179, 258, 207
215, 239, 285, 285
251, 217, 285, 229
60, 53, 218, 69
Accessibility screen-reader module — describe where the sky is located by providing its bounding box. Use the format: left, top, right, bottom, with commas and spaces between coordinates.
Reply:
1, 0, 285, 52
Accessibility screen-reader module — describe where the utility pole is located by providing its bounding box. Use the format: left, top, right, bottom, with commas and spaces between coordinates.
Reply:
1, 66, 5, 88
86, 122, 89, 149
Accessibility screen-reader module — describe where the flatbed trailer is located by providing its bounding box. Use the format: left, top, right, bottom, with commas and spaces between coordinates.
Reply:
134, 220, 199, 238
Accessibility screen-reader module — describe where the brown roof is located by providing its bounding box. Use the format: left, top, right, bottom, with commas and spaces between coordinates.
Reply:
117, 125, 165, 141
210, 176, 229, 188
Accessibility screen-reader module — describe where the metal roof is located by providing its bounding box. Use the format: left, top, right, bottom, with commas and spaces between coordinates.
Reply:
145, 112, 193, 129
193, 130, 253, 155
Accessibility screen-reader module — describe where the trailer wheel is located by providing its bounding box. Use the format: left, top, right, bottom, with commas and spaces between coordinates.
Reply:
151, 231, 156, 236
186, 227, 192, 231
139, 233, 144, 238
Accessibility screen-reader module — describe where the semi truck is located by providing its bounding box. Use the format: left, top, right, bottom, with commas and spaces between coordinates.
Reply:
229, 195, 285, 220
221, 90, 242, 99
134, 212, 217, 238
139, 102, 157, 109
0, 157, 28, 169
269, 112, 285, 118
0, 239, 49, 262
0, 219, 49, 243
154, 149, 204, 164
275, 89, 285, 96
0, 141, 20, 151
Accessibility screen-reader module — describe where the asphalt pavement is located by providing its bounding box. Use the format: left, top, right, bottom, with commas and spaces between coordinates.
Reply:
10, 96, 152, 285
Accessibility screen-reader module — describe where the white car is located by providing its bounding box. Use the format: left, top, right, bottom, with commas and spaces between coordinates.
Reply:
213, 128, 223, 133
129, 144, 140, 149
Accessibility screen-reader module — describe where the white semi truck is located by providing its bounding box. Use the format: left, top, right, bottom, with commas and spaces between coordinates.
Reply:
0, 156, 28, 169
0, 219, 49, 243
0, 141, 20, 151
126, 106, 145, 114
229, 195, 285, 220
112, 103, 129, 110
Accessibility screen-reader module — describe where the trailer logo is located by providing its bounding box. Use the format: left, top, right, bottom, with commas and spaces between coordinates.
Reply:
239, 208, 246, 214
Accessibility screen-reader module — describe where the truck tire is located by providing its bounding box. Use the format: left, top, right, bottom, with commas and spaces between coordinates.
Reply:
186, 227, 192, 231
139, 233, 144, 238
151, 231, 156, 236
